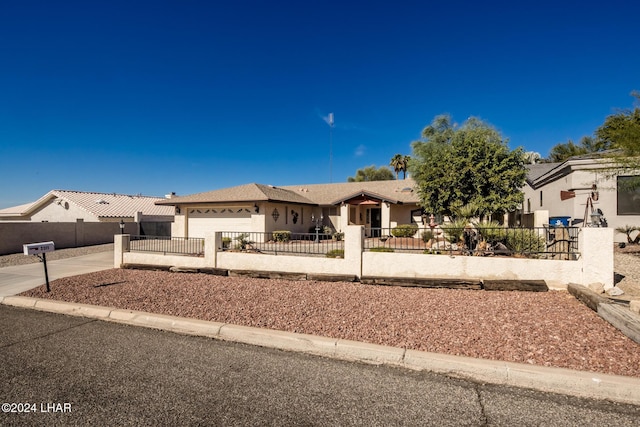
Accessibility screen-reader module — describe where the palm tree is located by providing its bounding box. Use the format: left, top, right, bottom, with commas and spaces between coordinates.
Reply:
390, 154, 404, 180
401, 155, 411, 179
390, 154, 411, 179
615, 225, 640, 244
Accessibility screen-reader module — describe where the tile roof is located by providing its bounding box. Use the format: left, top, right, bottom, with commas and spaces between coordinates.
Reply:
158, 179, 421, 206
0, 202, 38, 216
0, 190, 174, 218
280, 179, 420, 205
156, 183, 316, 205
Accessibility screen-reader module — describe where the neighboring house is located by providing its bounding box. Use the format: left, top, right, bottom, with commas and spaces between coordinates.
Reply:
0, 190, 175, 235
521, 154, 640, 242
156, 180, 423, 238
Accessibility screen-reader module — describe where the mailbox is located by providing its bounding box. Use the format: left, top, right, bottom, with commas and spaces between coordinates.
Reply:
23, 241, 55, 256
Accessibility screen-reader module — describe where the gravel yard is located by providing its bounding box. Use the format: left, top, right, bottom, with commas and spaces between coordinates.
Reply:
5, 243, 640, 378
19, 270, 640, 379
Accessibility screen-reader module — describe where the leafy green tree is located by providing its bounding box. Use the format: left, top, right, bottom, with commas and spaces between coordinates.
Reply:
409, 115, 526, 217
596, 91, 640, 167
389, 154, 411, 179
546, 92, 639, 165
347, 165, 394, 182
546, 139, 589, 162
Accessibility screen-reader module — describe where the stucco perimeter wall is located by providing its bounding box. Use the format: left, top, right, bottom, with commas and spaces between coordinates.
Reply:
0, 221, 136, 255
362, 252, 583, 289
362, 227, 613, 288
122, 252, 212, 269
216, 224, 363, 276
216, 252, 354, 276
115, 227, 613, 288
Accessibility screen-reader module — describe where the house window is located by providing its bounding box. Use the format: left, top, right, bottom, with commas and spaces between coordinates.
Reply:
272, 208, 280, 222
617, 176, 640, 215
539, 191, 543, 207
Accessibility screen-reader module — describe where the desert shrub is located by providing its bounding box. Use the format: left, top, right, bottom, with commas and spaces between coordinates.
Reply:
272, 230, 291, 242
421, 230, 434, 243
473, 221, 507, 244
505, 229, 546, 254
325, 249, 344, 258
440, 219, 467, 244
234, 233, 253, 250
369, 247, 395, 252
391, 223, 419, 238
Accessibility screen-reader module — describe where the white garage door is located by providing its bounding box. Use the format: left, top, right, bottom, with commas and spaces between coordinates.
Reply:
187, 207, 252, 237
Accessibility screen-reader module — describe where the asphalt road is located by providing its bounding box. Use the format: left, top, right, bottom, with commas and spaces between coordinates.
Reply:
2, 305, 640, 426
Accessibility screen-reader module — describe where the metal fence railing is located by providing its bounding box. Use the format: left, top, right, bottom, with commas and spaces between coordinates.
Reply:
129, 235, 205, 257
220, 231, 345, 257
364, 226, 580, 259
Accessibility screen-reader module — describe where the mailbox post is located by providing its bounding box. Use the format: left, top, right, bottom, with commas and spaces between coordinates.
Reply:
23, 241, 55, 292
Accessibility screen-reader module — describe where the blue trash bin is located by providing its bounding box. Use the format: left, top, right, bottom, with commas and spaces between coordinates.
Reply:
549, 216, 571, 227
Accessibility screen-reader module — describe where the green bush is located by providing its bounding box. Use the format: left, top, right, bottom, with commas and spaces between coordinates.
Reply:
369, 247, 395, 252
391, 223, 419, 238
505, 229, 546, 254
234, 233, 253, 250
333, 231, 344, 241
272, 230, 291, 242
473, 221, 507, 244
421, 230, 434, 243
221, 237, 232, 249
440, 219, 467, 244
325, 249, 344, 258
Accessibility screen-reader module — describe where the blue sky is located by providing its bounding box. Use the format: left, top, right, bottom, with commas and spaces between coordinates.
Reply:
1, 1, 639, 208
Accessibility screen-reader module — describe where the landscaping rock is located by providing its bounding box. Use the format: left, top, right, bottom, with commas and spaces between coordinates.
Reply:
631, 300, 640, 315
588, 282, 605, 294
606, 287, 625, 297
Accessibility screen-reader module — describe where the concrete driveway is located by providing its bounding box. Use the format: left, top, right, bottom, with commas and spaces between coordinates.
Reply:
0, 251, 113, 297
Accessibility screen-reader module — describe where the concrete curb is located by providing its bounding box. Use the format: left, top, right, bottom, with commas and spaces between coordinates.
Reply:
3, 296, 640, 406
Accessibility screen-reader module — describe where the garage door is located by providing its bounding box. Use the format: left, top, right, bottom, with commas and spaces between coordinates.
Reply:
187, 207, 252, 237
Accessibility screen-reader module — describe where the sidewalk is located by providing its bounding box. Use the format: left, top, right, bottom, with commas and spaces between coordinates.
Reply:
1, 251, 640, 406
0, 251, 113, 297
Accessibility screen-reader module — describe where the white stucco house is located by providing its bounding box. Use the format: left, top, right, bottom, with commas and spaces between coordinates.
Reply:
0, 190, 175, 235
522, 154, 640, 242
156, 180, 423, 238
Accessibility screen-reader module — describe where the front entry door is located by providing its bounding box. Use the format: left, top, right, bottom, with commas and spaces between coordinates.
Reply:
369, 207, 381, 237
